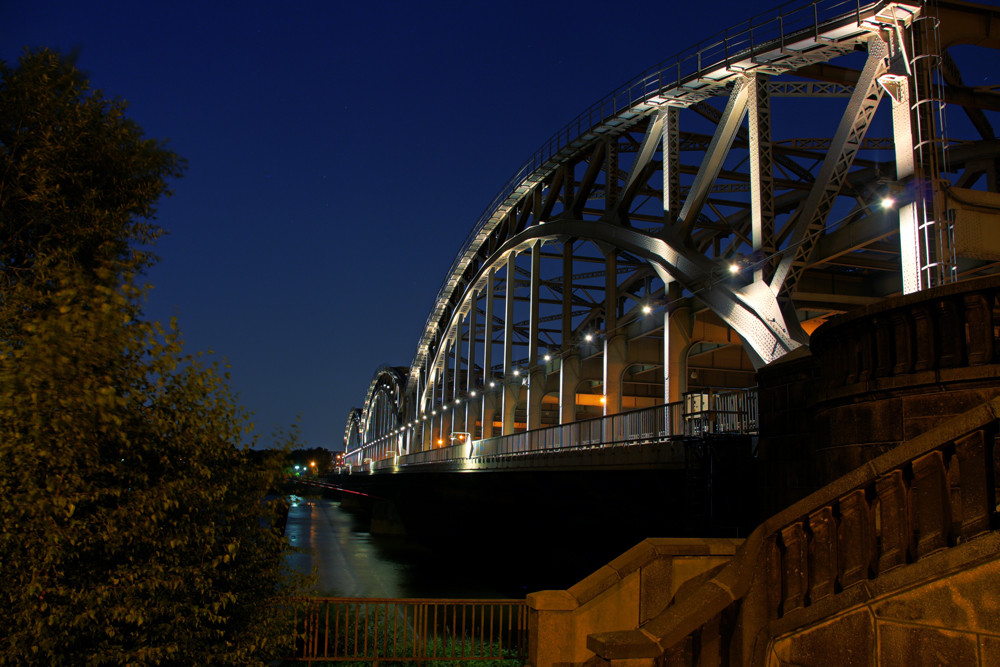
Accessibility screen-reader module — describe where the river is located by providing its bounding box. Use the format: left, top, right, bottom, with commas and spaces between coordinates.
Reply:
284, 495, 517, 598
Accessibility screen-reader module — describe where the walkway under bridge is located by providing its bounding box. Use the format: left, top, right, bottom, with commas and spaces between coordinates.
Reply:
342, 0, 1000, 480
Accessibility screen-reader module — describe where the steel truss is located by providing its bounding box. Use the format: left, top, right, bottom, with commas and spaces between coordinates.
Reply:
344, 0, 1000, 461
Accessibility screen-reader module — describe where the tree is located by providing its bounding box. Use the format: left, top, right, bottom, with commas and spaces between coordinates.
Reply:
0, 49, 182, 291
0, 50, 306, 665
286, 447, 336, 475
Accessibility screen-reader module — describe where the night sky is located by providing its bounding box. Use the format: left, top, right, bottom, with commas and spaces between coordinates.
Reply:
6, 0, 818, 450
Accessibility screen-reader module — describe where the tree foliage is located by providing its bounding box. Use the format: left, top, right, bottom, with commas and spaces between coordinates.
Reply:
0, 49, 182, 291
0, 50, 306, 665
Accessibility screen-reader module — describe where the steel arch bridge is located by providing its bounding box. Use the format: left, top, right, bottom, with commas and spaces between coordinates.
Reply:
343, 0, 1000, 470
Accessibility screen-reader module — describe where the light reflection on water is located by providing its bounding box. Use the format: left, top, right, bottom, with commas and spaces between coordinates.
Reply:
284, 495, 509, 598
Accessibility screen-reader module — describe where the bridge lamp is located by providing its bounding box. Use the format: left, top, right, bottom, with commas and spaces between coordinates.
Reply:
585, 333, 593, 342
431, 410, 437, 416
642, 305, 652, 315
513, 369, 520, 377
544, 354, 551, 362
455, 398, 462, 405
880, 196, 896, 209
437, 438, 444, 446
489, 381, 496, 388
600, 395, 607, 404
728, 262, 741, 275
470, 390, 477, 397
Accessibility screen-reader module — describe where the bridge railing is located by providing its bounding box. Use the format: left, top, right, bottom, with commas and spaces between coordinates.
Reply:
376, 388, 757, 470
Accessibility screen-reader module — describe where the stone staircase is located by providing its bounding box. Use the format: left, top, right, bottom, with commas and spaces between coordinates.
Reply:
529, 395, 1000, 666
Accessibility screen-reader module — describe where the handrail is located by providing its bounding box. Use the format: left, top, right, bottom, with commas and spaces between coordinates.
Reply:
346, 388, 758, 469
379, 388, 757, 470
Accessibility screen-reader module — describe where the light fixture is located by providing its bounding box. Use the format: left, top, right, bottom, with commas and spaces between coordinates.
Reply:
513, 369, 520, 377
544, 354, 551, 362
585, 333, 593, 342
490, 381, 496, 388
599, 396, 607, 404
728, 263, 740, 274
880, 196, 895, 209
470, 390, 477, 397
642, 305, 652, 314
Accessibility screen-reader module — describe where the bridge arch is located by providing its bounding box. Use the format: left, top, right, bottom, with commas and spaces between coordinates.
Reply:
344, 0, 1000, 463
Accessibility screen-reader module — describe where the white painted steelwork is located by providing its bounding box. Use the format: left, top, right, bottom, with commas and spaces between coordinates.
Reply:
343, 0, 1000, 463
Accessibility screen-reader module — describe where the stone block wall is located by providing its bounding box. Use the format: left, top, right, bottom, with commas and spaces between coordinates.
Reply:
526, 538, 741, 666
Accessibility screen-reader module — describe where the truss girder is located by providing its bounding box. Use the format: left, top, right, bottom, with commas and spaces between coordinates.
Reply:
405, 1, 928, 393
663, 107, 681, 222
749, 72, 776, 283
769, 35, 889, 299
622, 109, 668, 210
421, 221, 802, 378
678, 77, 752, 237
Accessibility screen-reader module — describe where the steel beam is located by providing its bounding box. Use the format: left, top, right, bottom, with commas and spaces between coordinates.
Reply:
679, 77, 752, 237
770, 35, 889, 298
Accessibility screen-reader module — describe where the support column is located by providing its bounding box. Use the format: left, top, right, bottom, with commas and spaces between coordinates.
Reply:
482, 393, 498, 441
451, 330, 462, 436
604, 334, 626, 415
748, 72, 775, 283
502, 252, 517, 435
482, 269, 496, 439
663, 107, 681, 223
467, 291, 479, 438
527, 242, 543, 430
560, 354, 580, 424
559, 241, 577, 424
603, 250, 622, 414
667, 289, 692, 404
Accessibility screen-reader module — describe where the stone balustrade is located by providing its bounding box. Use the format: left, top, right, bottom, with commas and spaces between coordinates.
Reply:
809, 275, 1000, 393
582, 393, 1000, 665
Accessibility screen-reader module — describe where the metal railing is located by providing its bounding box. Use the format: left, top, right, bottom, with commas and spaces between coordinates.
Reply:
292, 597, 527, 664
371, 388, 756, 471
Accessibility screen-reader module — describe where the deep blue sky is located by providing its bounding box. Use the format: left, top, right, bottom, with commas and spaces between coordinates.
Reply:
6, 0, 799, 450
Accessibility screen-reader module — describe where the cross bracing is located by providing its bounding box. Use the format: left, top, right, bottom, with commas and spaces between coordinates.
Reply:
344, 0, 1000, 463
